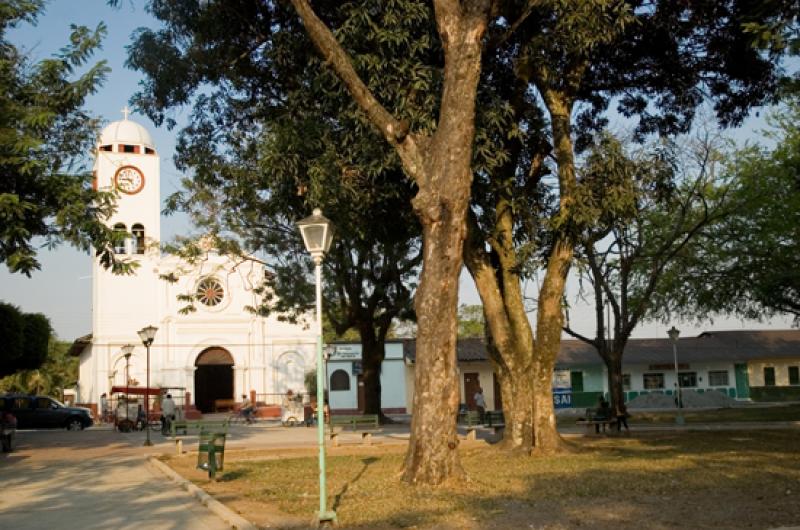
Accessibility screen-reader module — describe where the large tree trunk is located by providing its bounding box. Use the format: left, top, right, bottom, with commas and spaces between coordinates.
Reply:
529, 90, 579, 454
494, 357, 533, 450
465, 213, 534, 451
402, 213, 467, 484
358, 323, 387, 420
605, 349, 626, 415
532, 237, 571, 454
400, 5, 489, 485
290, 0, 490, 485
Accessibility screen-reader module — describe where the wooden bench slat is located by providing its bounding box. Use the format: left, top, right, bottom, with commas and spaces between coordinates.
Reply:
459, 410, 482, 427
328, 414, 379, 430
170, 419, 230, 437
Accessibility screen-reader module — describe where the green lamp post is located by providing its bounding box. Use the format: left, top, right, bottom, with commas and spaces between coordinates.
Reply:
297, 208, 336, 524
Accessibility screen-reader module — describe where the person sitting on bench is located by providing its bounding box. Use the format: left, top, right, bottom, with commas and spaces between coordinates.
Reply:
594, 395, 612, 433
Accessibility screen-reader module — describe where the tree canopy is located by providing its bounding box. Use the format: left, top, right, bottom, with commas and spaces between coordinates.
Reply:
127, 0, 424, 420
0, 337, 76, 396
0, 0, 133, 276
0, 301, 51, 378
651, 100, 800, 324
565, 130, 736, 411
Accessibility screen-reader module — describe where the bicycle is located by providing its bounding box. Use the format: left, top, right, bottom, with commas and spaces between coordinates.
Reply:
229, 407, 256, 425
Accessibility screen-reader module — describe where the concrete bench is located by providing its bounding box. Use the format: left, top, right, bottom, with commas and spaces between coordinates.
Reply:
327, 414, 380, 446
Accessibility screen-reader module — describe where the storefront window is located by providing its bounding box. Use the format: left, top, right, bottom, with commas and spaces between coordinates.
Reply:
643, 373, 664, 389
708, 370, 729, 387
678, 372, 697, 388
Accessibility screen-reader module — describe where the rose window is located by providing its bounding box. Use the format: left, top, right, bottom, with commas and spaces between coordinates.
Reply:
196, 278, 225, 307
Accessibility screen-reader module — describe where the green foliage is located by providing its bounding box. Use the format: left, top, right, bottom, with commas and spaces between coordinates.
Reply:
0, 301, 51, 378
653, 99, 800, 322
0, 338, 77, 396
467, 1, 796, 316
0, 1, 134, 276
457, 304, 485, 339
128, 1, 426, 334
125, 3, 424, 419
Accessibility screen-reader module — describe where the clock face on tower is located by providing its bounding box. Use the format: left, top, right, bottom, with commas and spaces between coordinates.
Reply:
114, 166, 145, 194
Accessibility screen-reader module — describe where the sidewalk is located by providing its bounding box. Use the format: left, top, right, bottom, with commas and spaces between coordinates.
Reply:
0, 435, 229, 530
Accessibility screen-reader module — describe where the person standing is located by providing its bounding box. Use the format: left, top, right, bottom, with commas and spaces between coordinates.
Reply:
100, 393, 109, 423
136, 404, 147, 431
474, 388, 486, 423
161, 393, 176, 435
615, 402, 630, 433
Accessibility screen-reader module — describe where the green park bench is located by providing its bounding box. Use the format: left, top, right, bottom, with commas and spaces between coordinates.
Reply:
458, 410, 482, 440
327, 414, 380, 446
170, 419, 230, 454
459, 410, 482, 427
485, 410, 505, 431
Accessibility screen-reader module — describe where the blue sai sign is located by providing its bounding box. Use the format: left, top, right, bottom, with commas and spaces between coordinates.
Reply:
553, 390, 572, 409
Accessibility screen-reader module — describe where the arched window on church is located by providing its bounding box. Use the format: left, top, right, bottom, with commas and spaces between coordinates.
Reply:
330, 370, 351, 391
132, 224, 145, 254
113, 223, 127, 254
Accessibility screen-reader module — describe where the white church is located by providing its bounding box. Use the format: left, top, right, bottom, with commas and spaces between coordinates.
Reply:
71, 112, 317, 415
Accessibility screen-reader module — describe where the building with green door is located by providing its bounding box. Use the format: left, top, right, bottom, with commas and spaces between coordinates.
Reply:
398, 330, 800, 414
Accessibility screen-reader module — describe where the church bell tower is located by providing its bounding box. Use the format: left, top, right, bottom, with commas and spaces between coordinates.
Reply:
91, 108, 162, 344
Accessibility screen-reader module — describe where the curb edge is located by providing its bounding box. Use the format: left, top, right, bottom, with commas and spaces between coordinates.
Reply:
147, 456, 258, 530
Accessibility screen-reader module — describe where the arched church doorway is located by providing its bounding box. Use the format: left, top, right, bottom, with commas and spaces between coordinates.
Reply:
194, 347, 234, 413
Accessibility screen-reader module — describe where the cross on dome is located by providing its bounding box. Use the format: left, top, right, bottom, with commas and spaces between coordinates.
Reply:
121, 105, 131, 120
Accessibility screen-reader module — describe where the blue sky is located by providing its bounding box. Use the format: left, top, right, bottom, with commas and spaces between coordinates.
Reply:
0, 1, 793, 341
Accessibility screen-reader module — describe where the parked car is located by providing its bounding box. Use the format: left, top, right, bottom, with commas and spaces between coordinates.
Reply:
0, 394, 93, 431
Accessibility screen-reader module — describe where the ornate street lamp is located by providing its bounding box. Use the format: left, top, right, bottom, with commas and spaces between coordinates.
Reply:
297, 208, 336, 524
138, 325, 158, 446
668, 326, 685, 425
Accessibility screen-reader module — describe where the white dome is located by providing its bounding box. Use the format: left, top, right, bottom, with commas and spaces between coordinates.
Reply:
99, 118, 155, 149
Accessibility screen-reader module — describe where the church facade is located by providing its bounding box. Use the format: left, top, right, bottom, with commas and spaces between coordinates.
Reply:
73, 114, 316, 414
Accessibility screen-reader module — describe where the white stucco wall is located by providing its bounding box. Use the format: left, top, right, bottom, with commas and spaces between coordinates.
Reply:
622, 361, 737, 392
325, 341, 408, 411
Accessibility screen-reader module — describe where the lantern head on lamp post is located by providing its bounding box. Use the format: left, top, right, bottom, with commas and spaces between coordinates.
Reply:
137, 325, 158, 446
297, 208, 335, 264
297, 208, 336, 524
667, 326, 685, 425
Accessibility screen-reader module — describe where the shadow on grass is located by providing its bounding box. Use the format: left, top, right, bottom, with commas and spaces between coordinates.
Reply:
218, 469, 248, 482
327, 430, 800, 529
333, 457, 379, 512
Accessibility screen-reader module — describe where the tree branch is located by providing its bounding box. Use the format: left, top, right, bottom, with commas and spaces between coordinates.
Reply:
288, 0, 410, 145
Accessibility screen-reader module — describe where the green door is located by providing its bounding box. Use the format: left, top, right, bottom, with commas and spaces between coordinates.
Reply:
734, 364, 750, 399
570, 371, 584, 392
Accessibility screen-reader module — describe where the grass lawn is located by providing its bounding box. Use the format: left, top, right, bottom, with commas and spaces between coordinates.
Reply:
165, 429, 800, 529
555, 404, 800, 426
626, 404, 800, 424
